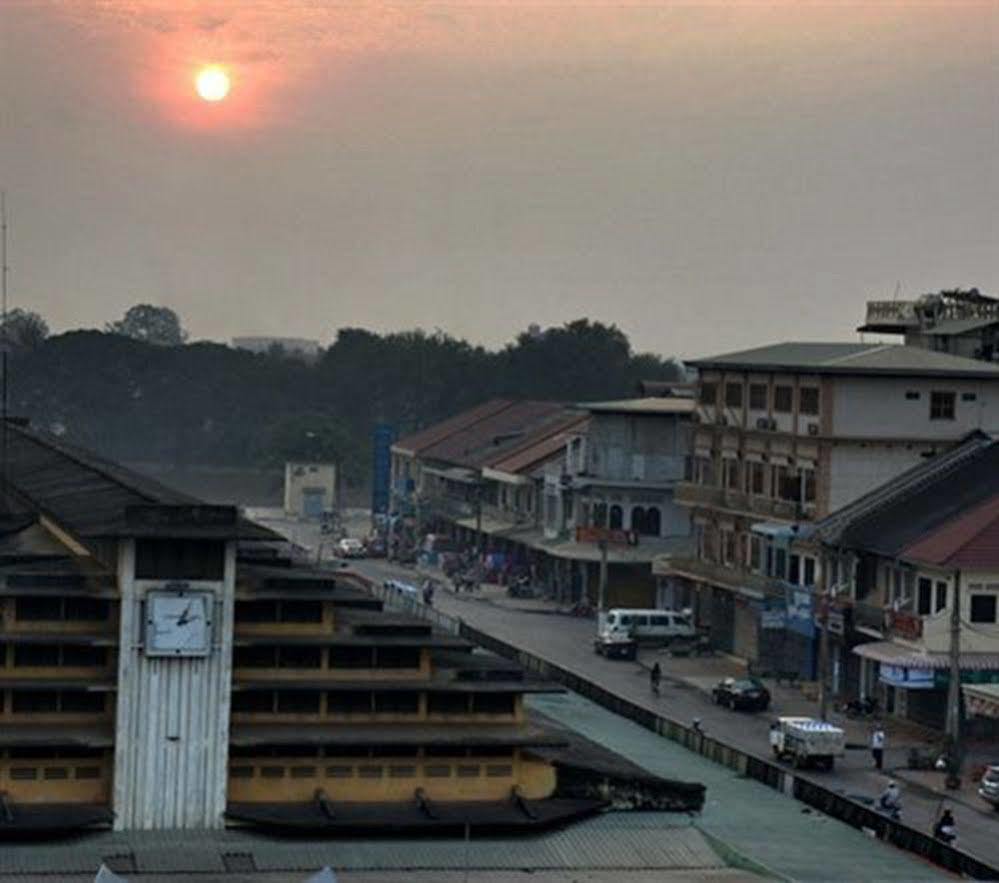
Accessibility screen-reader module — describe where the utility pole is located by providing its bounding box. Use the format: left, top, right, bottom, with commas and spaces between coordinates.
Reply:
945, 569, 962, 789
818, 572, 831, 721
597, 538, 608, 613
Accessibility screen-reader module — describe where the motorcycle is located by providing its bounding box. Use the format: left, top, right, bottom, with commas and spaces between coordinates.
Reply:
840, 696, 879, 718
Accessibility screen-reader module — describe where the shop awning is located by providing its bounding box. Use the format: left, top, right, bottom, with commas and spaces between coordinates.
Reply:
853, 641, 999, 671
964, 683, 999, 719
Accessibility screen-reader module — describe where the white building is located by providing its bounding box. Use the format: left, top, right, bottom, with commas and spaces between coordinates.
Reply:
284, 461, 338, 518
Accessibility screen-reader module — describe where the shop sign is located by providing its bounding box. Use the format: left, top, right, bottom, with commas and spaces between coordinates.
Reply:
761, 609, 786, 629
933, 669, 999, 689
575, 526, 638, 546
887, 609, 923, 640
785, 587, 815, 638
879, 665, 935, 690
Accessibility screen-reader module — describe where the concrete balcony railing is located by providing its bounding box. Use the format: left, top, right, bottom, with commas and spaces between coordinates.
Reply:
675, 482, 802, 522
665, 556, 784, 599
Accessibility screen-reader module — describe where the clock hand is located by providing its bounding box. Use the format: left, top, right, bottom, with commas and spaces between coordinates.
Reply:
176, 603, 192, 627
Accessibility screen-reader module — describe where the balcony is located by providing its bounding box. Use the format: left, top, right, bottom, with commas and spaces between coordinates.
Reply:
664, 556, 783, 600
675, 482, 801, 522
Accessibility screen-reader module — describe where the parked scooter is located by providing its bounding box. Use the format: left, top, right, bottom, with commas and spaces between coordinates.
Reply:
840, 696, 879, 718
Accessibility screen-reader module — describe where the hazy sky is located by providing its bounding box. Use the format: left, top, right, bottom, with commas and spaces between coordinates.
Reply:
1, 1, 996, 358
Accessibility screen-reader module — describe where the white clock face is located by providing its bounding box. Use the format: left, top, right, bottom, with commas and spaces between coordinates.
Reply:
146, 592, 212, 657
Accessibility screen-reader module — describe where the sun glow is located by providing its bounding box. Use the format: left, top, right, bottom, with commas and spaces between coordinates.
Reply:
195, 66, 230, 102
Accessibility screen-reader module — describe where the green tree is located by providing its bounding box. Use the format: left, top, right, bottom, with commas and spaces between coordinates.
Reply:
107, 304, 188, 346
3, 308, 48, 352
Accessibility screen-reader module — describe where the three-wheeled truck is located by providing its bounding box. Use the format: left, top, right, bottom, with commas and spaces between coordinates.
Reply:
771, 716, 845, 771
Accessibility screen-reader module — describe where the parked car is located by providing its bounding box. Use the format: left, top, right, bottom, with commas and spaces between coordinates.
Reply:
712, 677, 771, 711
337, 537, 365, 558
600, 608, 696, 646
979, 765, 999, 810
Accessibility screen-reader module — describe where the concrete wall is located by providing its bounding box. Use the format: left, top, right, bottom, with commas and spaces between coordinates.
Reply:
112, 541, 236, 830
827, 443, 938, 512
284, 462, 337, 517
587, 413, 688, 483
830, 376, 999, 439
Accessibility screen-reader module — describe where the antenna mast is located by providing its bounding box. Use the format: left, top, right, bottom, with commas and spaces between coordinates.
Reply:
1, 192, 8, 496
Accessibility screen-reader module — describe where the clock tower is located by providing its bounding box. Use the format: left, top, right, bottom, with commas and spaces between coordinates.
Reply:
112, 505, 240, 830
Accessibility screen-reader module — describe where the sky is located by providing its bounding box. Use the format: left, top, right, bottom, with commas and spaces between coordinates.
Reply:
1, 1, 996, 359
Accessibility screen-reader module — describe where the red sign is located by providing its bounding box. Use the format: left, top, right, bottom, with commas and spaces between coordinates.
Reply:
887, 609, 923, 640
575, 526, 638, 546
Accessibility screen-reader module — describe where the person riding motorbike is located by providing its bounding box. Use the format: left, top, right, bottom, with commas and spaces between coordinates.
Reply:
933, 808, 957, 845
878, 781, 902, 820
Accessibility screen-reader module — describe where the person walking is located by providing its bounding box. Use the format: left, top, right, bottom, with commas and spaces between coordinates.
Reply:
871, 725, 886, 771
650, 661, 662, 696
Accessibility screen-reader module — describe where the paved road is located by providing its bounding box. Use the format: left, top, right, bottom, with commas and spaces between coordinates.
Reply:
348, 557, 999, 869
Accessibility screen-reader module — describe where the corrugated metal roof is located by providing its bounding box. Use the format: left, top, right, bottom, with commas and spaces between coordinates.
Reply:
2, 422, 277, 543
853, 641, 999, 670
925, 317, 999, 336
419, 401, 568, 468
392, 399, 515, 456
580, 396, 697, 415
690, 341, 999, 377
484, 412, 589, 475
812, 432, 999, 556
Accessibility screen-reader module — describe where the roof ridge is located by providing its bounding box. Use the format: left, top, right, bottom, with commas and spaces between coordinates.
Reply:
816, 434, 994, 544
822, 343, 893, 366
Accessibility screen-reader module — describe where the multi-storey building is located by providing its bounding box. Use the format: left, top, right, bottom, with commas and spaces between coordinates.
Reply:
807, 432, 999, 735
859, 288, 999, 362
0, 421, 631, 835
667, 342, 999, 661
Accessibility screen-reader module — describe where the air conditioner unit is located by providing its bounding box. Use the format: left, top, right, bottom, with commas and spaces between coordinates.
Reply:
807, 423, 819, 436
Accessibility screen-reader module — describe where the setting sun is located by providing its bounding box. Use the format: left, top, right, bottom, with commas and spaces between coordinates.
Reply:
195, 66, 230, 102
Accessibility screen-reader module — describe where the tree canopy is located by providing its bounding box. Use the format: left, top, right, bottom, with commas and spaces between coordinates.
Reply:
10, 316, 685, 491
106, 304, 188, 346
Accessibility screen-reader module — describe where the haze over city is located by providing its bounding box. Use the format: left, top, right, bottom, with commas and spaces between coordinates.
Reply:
1, 0, 996, 356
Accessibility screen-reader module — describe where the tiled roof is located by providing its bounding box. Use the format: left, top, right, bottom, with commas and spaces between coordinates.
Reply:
902, 494, 999, 569
690, 342, 999, 377
391, 399, 515, 456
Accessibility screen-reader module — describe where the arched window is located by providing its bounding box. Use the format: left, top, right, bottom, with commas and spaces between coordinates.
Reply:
631, 506, 646, 534
644, 507, 661, 537
609, 505, 623, 529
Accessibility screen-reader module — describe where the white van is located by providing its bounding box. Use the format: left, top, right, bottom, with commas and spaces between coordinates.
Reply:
599, 608, 696, 644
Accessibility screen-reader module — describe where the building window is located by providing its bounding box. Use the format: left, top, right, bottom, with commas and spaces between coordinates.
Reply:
135, 539, 225, 581
930, 391, 956, 421
373, 691, 419, 714
608, 505, 623, 529
749, 536, 762, 571
905, 390, 920, 400
724, 460, 740, 490
802, 469, 817, 504
591, 502, 607, 527
788, 555, 801, 585
725, 383, 743, 408
803, 557, 816, 587
327, 691, 373, 714
234, 646, 279, 668
279, 646, 322, 669
231, 691, 275, 713
970, 593, 997, 624
749, 462, 766, 496
774, 386, 793, 413
275, 690, 321, 714
775, 549, 787, 580
428, 693, 469, 715
280, 601, 323, 623
749, 384, 768, 410
935, 581, 948, 613
799, 387, 819, 416
699, 383, 717, 406
472, 693, 516, 715
962, 392, 977, 402
632, 506, 661, 537
377, 647, 420, 669
917, 578, 933, 616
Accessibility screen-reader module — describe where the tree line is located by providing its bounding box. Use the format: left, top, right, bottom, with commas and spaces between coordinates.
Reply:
8, 305, 685, 489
